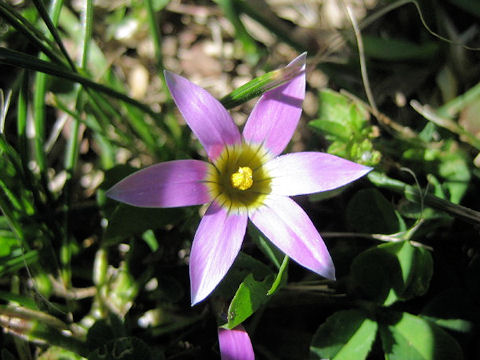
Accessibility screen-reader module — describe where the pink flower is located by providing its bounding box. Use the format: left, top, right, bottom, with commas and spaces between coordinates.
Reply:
106, 54, 371, 305
218, 325, 255, 360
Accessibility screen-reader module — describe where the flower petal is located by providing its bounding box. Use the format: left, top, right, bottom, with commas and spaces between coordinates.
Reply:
243, 53, 306, 155
190, 203, 248, 305
165, 71, 241, 160
106, 160, 211, 207
265, 152, 372, 196
218, 325, 255, 360
249, 196, 335, 280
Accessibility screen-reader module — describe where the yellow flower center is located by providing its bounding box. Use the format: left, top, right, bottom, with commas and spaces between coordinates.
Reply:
205, 143, 272, 213
231, 166, 253, 190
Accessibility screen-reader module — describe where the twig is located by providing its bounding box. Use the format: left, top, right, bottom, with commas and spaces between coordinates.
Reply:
321, 231, 433, 250
50, 277, 97, 300
344, 4, 379, 117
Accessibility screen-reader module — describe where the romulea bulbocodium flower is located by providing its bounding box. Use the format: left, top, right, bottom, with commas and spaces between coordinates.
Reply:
206, 142, 272, 212
107, 55, 372, 305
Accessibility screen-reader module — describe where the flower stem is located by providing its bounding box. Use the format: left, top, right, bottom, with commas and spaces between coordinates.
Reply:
368, 171, 480, 225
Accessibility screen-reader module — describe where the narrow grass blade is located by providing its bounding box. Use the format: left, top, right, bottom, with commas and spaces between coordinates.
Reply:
0, 2, 66, 66
0, 47, 160, 119
215, 0, 262, 62
31, 0, 76, 70
236, 0, 308, 51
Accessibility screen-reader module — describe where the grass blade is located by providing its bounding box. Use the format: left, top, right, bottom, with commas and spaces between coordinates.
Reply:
31, 0, 76, 70
0, 2, 66, 66
0, 47, 160, 119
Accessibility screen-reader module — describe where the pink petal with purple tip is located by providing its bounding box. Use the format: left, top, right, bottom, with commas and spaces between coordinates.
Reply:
243, 53, 306, 156
106, 160, 211, 208
190, 203, 248, 305
265, 152, 372, 196
218, 325, 255, 360
164, 71, 241, 161
249, 196, 335, 280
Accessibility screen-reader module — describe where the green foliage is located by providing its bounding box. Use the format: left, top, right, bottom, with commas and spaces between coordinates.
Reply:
350, 241, 433, 306
0, 0, 479, 359
421, 288, 477, 334
310, 310, 378, 360
224, 273, 274, 329
223, 254, 288, 329
402, 139, 471, 204
309, 89, 381, 166
346, 188, 404, 234
379, 311, 463, 360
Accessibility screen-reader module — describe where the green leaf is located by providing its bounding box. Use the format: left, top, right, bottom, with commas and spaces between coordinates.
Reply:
438, 150, 470, 204
0, 235, 16, 256
0, 249, 39, 277
346, 188, 401, 234
380, 311, 463, 360
401, 245, 433, 300
310, 310, 378, 360
224, 273, 274, 329
219, 253, 288, 321
311, 89, 363, 138
350, 241, 433, 306
310, 89, 380, 166
420, 288, 477, 334
0, 290, 38, 309
309, 119, 351, 141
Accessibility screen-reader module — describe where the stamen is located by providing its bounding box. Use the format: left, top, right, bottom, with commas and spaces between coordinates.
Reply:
231, 166, 253, 190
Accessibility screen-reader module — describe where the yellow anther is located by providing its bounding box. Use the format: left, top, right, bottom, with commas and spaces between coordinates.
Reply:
231, 166, 253, 190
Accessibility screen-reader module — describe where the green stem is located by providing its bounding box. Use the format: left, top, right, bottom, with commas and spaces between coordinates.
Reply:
62, 0, 94, 288
368, 171, 480, 225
